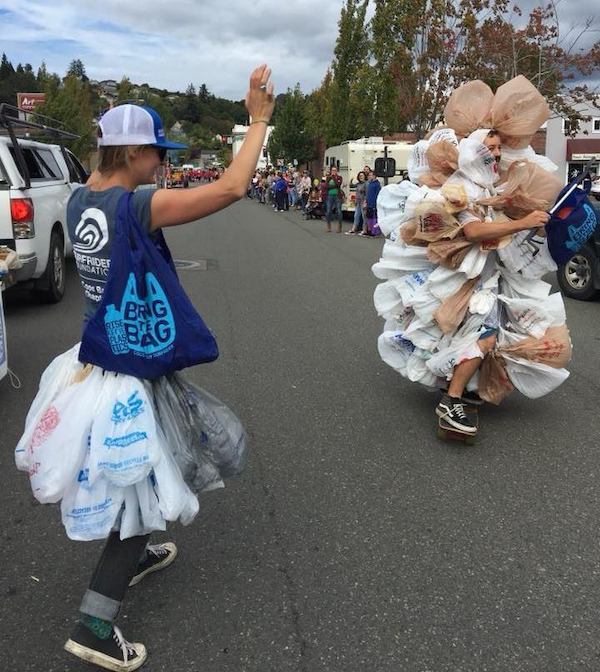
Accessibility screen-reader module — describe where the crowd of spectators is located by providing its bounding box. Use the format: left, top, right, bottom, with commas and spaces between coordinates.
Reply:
246, 164, 384, 236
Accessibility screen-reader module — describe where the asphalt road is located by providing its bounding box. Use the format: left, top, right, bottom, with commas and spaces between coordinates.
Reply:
1, 198, 600, 672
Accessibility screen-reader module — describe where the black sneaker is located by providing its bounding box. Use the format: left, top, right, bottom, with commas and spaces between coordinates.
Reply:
129, 542, 178, 587
436, 395, 477, 434
460, 390, 485, 406
65, 624, 147, 671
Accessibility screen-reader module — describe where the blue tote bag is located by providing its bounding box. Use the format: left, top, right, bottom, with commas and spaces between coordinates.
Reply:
545, 173, 598, 265
79, 192, 218, 379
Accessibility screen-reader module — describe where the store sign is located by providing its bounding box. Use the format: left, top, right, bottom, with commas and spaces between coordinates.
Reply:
571, 153, 600, 160
17, 92, 45, 112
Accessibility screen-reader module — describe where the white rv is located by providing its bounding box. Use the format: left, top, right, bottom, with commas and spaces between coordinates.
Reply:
323, 137, 413, 212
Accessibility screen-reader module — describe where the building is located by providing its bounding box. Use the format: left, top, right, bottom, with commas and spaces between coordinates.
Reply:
546, 104, 600, 181
231, 123, 273, 170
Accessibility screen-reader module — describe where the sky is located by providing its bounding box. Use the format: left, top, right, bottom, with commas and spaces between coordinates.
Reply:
0, 0, 597, 101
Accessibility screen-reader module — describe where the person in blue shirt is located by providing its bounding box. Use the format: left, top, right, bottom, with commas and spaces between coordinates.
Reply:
361, 170, 382, 236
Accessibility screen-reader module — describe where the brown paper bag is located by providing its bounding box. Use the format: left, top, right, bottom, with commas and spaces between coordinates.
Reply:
490, 75, 549, 149
427, 237, 473, 269
412, 201, 462, 242
433, 277, 478, 334
444, 80, 494, 137
478, 353, 515, 405
479, 160, 563, 219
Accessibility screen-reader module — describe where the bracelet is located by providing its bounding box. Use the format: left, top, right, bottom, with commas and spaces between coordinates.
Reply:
250, 119, 270, 126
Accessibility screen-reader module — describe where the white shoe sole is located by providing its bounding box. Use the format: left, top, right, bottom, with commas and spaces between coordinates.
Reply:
64, 639, 147, 671
129, 542, 178, 587
435, 407, 477, 434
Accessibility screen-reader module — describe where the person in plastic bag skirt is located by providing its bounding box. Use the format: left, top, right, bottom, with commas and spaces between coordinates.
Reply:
14, 65, 275, 672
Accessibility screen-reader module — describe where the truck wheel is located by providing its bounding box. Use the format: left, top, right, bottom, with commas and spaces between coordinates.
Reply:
556, 244, 599, 301
33, 229, 66, 303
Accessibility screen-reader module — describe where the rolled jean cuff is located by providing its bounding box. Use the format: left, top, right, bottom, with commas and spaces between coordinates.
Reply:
80, 589, 121, 621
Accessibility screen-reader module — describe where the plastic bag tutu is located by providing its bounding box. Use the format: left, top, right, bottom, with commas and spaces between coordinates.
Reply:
14, 345, 248, 541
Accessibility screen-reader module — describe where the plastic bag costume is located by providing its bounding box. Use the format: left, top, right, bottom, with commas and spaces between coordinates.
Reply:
15, 345, 247, 541
373, 76, 572, 405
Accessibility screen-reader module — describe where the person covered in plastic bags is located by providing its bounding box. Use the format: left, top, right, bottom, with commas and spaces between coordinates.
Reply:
373, 75, 572, 438
14, 65, 275, 671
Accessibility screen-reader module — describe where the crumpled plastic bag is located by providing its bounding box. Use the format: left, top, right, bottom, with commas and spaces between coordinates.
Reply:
478, 353, 515, 405
490, 75, 550, 149
90, 374, 161, 487
25, 367, 104, 504
403, 318, 444, 352
61, 457, 125, 541
376, 181, 421, 237
396, 270, 432, 307
501, 353, 569, 399
373, 279, 405, 319
411, 284, 442, 326
497, 230, 557, 278
499, 145, 558, 175
15, 344, 82, 471
422, 139, 459, 187
498, 291, 565, 338
377, 330, 415, 376
406, 350, 439, 387
480, 160, 563, 220
498, 324, 572, 368
426, 334, 484, 380
372, 240, 433, 279
407, 140, 430, 183
427, 266, 469, 301
444, 80, 494, 137
458, 137, 500, 189
427, 237, 474, 269
457, 245, 489, 279
434, 277, 479, 334
500, 268, 552, 300
411, 200, 462, 242
441, 182, 469, 213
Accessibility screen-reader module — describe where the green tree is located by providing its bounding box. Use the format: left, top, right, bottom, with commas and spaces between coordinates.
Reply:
267, 84, 315, 165
117, 76, 133, 102
325, 0, 370, 145
66, 58, 88, 82
39, 75, 95, 160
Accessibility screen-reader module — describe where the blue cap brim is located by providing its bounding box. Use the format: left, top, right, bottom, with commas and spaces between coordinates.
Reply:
153, 140, 188, 150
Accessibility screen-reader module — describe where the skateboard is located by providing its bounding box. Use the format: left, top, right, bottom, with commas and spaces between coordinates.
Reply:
437, 405, 479, 445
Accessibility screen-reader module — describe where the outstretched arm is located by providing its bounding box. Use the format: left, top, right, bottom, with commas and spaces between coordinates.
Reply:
463, 210, 550, 242
149, 65, 275, 231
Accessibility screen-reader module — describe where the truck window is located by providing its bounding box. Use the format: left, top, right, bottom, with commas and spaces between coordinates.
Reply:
66, 149, 89, 183
8, 146, 62, 181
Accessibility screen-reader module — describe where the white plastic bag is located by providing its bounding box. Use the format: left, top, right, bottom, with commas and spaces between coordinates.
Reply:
90, 374, 161, 487
403, 318, 444, 352
406, 350, 439, 387
497, 230, 557, 278
427, 266, 469, 301
152, 427, 199, 524
457, 137, 499, 189
499, 292, 565, 338
502, 354, 570, 399
426, 336, 483, 380
411, 285, 441, 326
61, 465, 125, 541
15, 344, 82, 470
407, 140, 430, 183
499, 145, 558, 174
457, 246, 489, 279
373, 280, 405, 319
500, 268, 551, 300
119, 478, 167, 540
376, 181, 421, 237
377, 330, 415, 376
27, 368, 104, 504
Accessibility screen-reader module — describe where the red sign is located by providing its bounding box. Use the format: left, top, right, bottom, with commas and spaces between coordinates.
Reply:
17, 92, 46, 112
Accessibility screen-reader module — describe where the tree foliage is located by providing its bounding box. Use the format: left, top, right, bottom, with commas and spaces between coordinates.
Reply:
267, 84, 315, 165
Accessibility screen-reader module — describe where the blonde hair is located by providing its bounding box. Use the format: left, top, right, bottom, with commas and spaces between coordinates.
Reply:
97, 145, 154, 175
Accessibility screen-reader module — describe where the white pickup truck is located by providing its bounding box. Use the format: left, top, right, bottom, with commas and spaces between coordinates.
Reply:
0, 104, 88, 302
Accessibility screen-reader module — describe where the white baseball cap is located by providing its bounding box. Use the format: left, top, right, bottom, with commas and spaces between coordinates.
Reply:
98, 104, 187, 149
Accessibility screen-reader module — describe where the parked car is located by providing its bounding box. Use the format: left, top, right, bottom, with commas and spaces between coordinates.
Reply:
0, 104, 88, 302
556, 201, 600, 301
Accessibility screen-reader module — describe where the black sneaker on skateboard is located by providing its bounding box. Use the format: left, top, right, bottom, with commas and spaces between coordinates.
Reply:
436, 394, 478, 435
64, 624, 147, 671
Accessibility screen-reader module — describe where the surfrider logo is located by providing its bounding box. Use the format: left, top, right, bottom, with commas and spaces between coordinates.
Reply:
565, 203, 597, 252
73, 208, 110, 254
104, 272, 176, 358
